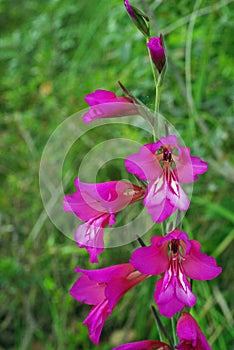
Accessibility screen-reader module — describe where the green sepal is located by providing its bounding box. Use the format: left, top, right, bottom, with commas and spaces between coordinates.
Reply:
129, 5, 150, 37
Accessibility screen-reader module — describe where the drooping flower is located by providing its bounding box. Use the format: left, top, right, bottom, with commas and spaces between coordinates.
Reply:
176, 312, 212, 350
125, 135, 208, 223
63, 178, 144, 263
82, 89, 138, 123
113, 340, 170, 350
130, 229, 222, 317
147, 36, 166, 73
70, 263, 148, 344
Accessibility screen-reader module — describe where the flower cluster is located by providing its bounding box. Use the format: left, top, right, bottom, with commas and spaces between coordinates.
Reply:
69, 228, 221, 346
63, 1, 222, 349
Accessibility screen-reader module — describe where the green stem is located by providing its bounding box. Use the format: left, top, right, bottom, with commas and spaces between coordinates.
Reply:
151, 306, 174, 349
146, 37, 158, 141
151, 305, 163, 342
171, 317, 177, 346
155, 72, 163, 113
160, 221, 166, 236
137, 236, 146, 247
154, 74, 162, 138
146, 31, 166, 141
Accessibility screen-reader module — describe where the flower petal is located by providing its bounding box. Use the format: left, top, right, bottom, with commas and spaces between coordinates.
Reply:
143, 172, 190, 223
125, 145, 162, 181
174, 146, 208, 184
143, 181, 176, 222
77, 178, 144, 213
190, 155, 208, 181
75, 263, 135, 284
85, 90, 116, 106
82, 103, 138, 123
155, 272, 196, 318
83, 299, 111, 345
64, 178, 114, 221
155, 277, 185, 318
113, 340, 170, 350
182, 240, 222, 280
71, 264, 144, 345
147, 37, 166, 73
130, 236, 168, 275
75, 214, 110, 263
105, 270, 148, 309
70, 274, 105, 305
83, 90, 138, 123
63, 190, 104, 221
176, 312, 212, 350
146, 135, 179, 154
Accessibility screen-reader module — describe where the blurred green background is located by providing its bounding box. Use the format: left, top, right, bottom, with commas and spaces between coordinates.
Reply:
1, 0, 234, 349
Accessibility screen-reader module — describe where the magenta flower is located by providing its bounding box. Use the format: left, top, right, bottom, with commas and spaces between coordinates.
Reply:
130, 229, 222, 317
125, 135, 208, 223
70, 263, 148, 344
63, 178, 144, 263
113, 340, 170, 350
147, 36, 166, 73
82, 89, 138, 123
176, 312, 212, 350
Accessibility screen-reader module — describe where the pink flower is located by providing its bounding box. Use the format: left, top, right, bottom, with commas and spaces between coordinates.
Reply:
70, 263, 148, 344
113, 340, 170, 349
130, 229, 222, 317
82, 89, 138, 123
63, 178, 144, 263
147, 36, 166, 73
125, 135, 208, 223
176, 312, 212, 350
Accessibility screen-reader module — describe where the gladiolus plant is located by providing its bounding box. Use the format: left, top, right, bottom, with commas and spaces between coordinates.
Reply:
63, 1, 222, 348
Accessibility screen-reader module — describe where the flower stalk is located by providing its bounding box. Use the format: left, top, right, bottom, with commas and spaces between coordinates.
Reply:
63, 2, 222, 349
146, 34, 166, 139
151, 305, 174, 349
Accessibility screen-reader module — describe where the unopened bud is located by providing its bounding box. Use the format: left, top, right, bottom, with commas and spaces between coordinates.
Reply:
124, 0, 150, 37
147, 35, 166, 73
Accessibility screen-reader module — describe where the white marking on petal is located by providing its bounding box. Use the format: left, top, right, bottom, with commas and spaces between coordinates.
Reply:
170, 176, 180, 196
178, 268, 187, 292
154, 176, 164, 194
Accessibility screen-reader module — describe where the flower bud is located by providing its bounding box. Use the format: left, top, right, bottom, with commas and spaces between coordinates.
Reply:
124, 0, 134, 18
124, 0, 150, 37
147, 35, 166, 73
